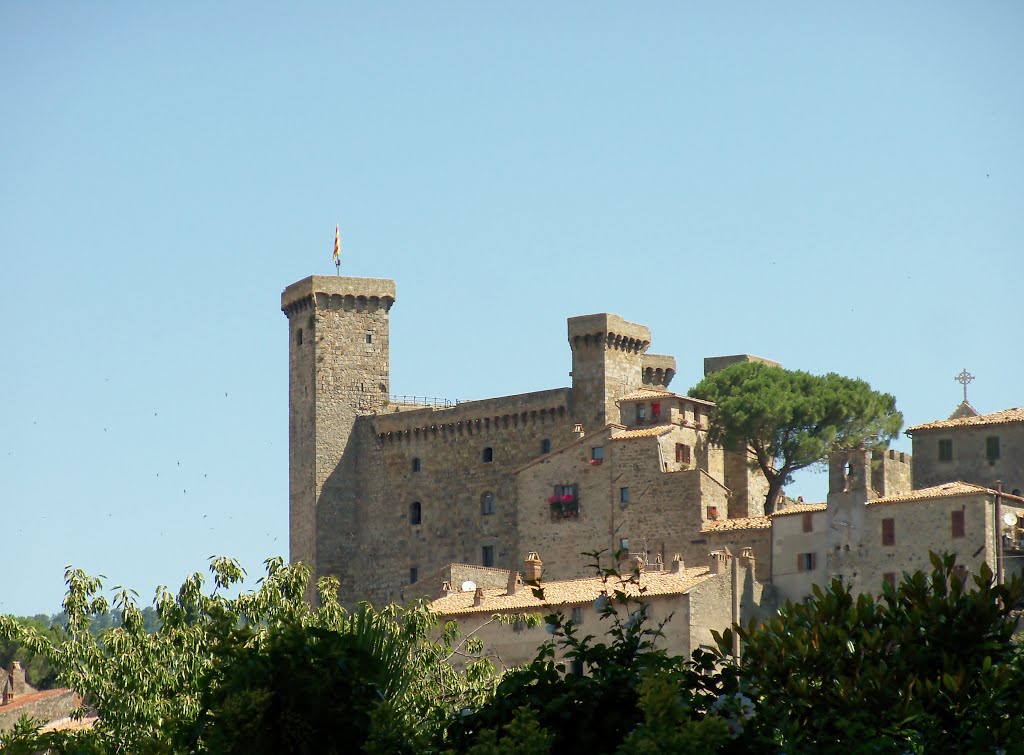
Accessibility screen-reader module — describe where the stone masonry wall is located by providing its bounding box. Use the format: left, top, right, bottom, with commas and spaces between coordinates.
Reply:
335, 391, 579, 606
515, 428, 731, 582
283, 276, 395, 598
0, 689, 78, 733
855, 495, 1024, 596
912, 425, 1024, 494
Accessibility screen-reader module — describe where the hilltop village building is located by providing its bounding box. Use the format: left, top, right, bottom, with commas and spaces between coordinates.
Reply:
283, 274, 1024, 661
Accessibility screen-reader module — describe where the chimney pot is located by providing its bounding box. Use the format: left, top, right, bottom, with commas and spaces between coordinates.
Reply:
524, 552, 543, 582
671, 553, 684, 573
473, 587, 485, 607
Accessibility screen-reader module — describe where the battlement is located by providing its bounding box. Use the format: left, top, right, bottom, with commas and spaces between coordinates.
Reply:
281, 275, 396, 317
641, 354, 676, 387
567, 313, 651, 353
374, 388, 570, 443
872, 448, 912, 466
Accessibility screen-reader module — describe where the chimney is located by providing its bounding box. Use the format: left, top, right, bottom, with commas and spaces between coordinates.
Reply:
739, 547, 756, 570
709, 549, 730, 575
671, 553, 684, 574
632, 554, 646, 573
473, 587, 485, 607
440, 580, 455, 598
654, 553, 664, 571
524, 552, 543, 582
506, 570, 521, 596
573, 423, 585, 438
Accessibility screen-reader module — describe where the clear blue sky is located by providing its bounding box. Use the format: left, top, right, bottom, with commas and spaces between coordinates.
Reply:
2, 3, 1021, 617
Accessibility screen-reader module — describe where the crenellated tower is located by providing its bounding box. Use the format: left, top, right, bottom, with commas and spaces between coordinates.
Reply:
281, 275, 395, 589
567, 314, 653, 428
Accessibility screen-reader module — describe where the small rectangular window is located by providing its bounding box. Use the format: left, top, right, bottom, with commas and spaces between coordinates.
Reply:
802, 512, 813, 533
571, 606, 583, 625
541, 438, 551, 454
481, 545, 495, 567
675, 443, 691, 464
951, 509, 965, 538
986, 436, 1000, 462
619, 537, 630, 552
619, 486, 630, 504
409, 567, 418, 584
938, 439, 953, 462
636, 405, 646, 423
365, 333, 373, 344
883, 572, 896, 590
882, 518, 896, 546
797, 553, 817, 572
591, 446, 604, 461
706, 505, 719, 520
651, 402, 661, 420
694, 409, 703, 428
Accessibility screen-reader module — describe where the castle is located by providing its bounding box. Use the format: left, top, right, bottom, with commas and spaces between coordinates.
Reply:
282, 274, 1024, 622
282, 275, 778, 606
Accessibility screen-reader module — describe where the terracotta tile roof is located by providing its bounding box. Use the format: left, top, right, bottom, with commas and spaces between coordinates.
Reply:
618, 389, 716, 407
769, 503, 828, 517
610, 425, 675, 440
618, 387, 674, 401
430, 566, 715, 616
702, 516, 771, 532
867, 481, 1024, 506
0, 687, 72, 713
907, 407, 1024, 432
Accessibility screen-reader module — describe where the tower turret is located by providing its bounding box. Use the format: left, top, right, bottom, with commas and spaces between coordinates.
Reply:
567, 313, 651, 427
281, 275, 396, 583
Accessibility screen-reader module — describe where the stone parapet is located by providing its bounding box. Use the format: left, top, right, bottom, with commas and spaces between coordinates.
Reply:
281, 275, 396, 316
568, 313, 651, 353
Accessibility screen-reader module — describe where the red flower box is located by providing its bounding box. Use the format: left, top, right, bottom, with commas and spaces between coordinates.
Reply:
561, 494, 575, 503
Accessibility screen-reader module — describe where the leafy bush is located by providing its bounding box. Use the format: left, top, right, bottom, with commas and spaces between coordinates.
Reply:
719, 553, 1024, 753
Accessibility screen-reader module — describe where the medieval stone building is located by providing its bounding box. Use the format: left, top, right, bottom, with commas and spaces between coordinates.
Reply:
282, 275, 774, 606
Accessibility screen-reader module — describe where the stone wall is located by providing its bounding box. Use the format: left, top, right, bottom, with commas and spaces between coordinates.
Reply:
282, 276, 395, 599
514, 427, 736, 582
856, 495, 1024, 596
0, 689, 78, 733
911, 425, 1024, 494
770, 509, 828, 603
345, 391, 578, 607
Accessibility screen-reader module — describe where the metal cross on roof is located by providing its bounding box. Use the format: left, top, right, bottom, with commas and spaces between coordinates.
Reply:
954, 368, 975, 403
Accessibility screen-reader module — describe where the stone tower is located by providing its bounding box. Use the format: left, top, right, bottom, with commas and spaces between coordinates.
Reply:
567, 314, 652, 428
281, 276, 396, 589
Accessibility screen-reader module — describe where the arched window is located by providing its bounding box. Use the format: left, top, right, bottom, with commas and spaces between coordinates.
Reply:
412, 457, 421, 473
409, 502, 422, 525
480, 491, 495, 515
482, 447, 494, 463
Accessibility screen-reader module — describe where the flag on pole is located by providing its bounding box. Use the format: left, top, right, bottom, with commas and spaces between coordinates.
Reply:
332, 225, 341, 267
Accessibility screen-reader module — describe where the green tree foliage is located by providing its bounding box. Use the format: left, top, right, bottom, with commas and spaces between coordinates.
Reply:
718, 553, 1024, 752
4, 552, 1024, 754
690, 362, 902, 513
0, 614, 67, 689
0, 557, 501, 754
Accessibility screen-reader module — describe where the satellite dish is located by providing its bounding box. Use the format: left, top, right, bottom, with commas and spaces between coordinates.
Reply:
1002, 512, 1018, 527
461, 580, 477, 592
